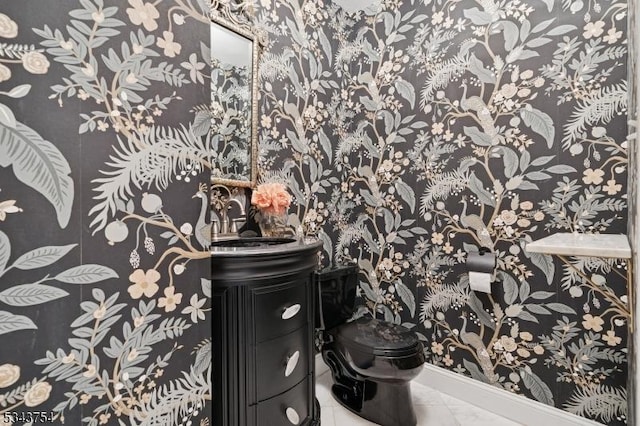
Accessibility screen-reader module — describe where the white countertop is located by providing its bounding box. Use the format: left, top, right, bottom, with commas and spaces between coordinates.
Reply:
525, 233, 631, 259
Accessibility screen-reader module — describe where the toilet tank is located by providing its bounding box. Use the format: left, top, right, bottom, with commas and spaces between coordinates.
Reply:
315, 264, 359, 331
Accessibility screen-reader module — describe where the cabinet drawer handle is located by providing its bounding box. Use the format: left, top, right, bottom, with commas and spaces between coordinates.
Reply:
285, 407, 300, 425
281, 304, 301, 320
285, 350, 300, 377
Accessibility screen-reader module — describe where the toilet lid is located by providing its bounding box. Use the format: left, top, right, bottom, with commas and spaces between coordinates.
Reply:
335, 317, 422, 357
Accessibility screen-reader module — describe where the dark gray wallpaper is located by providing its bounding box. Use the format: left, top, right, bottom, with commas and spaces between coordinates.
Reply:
249, 0, 630, 424
0, 1, 212, 425
1, 0, 629, 424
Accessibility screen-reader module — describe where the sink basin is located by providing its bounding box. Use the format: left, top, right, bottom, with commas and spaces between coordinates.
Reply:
212, 237, 322, 281
210, 237, 296, 248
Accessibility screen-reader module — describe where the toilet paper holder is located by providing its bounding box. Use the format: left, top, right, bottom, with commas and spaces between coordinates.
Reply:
466, 248, 496, 294
466, 248, 496, 274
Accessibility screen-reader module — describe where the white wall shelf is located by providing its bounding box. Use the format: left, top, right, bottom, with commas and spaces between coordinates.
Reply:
526, 233, 631, 259
526, 232, 632, 330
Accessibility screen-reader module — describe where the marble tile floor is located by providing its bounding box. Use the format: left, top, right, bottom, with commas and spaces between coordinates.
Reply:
316, 370, 523, 426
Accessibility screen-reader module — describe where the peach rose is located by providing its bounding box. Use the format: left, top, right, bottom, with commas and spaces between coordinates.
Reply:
252, 191, 272, 210
0, 364, 19, 388
23, 382, 52, 407
251, 183, 291, 216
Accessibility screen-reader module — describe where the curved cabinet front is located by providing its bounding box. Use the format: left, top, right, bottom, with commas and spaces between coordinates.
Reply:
212, 240, 321, 426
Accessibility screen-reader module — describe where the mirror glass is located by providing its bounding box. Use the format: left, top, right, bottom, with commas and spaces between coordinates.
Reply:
210, 18, 258, 188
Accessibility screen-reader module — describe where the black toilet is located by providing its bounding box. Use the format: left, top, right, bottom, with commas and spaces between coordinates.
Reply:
315, 265, 426, 426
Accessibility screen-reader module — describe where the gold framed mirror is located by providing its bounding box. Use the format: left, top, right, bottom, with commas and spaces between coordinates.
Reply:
210, 15, 259, 188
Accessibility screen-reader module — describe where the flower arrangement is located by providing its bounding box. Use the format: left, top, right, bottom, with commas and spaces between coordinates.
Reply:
251, 183, 292, 237
251, 182, 292, 216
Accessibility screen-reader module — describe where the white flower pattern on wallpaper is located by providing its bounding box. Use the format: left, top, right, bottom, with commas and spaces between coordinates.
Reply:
0, 0, 212, 425
251, 0, 629, 424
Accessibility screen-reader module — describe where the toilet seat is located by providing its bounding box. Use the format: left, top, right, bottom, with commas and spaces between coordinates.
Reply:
316, 266, 425, 425
333, 316, 422, 357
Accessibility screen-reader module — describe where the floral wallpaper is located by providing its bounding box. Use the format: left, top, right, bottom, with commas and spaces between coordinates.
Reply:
211, 59, 251, 181
249, 0, 631, 424
0, 1, 212, 425
632, 0, 640, 420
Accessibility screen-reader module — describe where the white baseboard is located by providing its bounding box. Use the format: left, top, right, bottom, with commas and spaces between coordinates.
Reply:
416, 364, 603, 426
315, 354, 602, 425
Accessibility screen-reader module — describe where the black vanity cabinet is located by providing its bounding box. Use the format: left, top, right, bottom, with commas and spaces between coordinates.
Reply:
212, 239, 322, 426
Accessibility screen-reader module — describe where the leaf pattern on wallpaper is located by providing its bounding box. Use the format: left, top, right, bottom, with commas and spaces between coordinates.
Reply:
0, 377, 40, 409
192, 339, 211, 376
11, 244, 76, 270
520, 107, 555, 148
55, 264, 120, 284
34, 0, 214, 235
0, 11, 121, 341
0, 103, 16, 128
0, 122, 74, 228
253, 0, 629, 423
420, 55, 468, 105
0, 284, 69, 307
33, 289, 210, 426
133, 366, 210, 426
541, 177, 627, 233
562, 81, 628, 148
0, 229, 10, 271
0, 310, 36, 334
0, 44, 42, 128
564, 385, 627, 423
520, 368, 554, 406
0, 3, 213, 425
556, 255, 630, 322
31, 8, 218, 405
419, 283, 466, 322
0, 229, 117, 334
89, 125, 210, 233
33, 7, 188, 123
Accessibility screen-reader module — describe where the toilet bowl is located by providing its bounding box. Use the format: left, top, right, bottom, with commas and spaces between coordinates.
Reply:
316, 266, 426, 426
